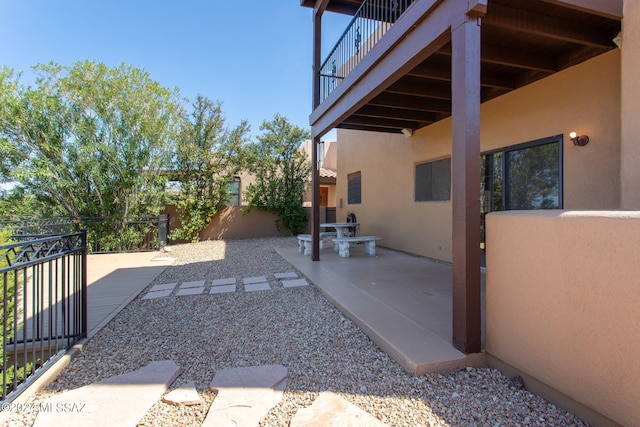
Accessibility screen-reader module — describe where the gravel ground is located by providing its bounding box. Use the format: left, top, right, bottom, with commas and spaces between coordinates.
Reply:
7, 237, 587, 426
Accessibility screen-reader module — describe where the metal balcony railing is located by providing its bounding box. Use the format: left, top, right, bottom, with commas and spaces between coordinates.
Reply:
0, 231, 87, 402
319, 0, 415, 103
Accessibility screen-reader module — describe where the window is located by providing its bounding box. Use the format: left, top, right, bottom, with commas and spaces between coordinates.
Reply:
347, 172, 361, 204
415, 158, 451, 202
227, 177, 241, 206
481, 135, 563, 247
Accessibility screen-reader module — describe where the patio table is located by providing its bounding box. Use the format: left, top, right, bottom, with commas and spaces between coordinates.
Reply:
320, 222, 358, 238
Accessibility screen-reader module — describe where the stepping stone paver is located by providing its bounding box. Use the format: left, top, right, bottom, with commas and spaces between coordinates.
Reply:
176, 287, 205, 296
180, 280, 205, 289
33, 360, 182, 427
282, 278, 309, 288
274, 272, 298, 279
212, 277, 236, 286
290, 391, 389, 427
210, 285, 237, 294
243, 276, 268, 285
149, 283, 178, 292
203, 365, 288, 427
245, 283, 271, 292
162, 380, 202, 406
142, 290, 173, 300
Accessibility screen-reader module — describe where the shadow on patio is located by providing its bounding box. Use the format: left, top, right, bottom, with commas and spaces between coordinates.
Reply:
276, 244, 485, 375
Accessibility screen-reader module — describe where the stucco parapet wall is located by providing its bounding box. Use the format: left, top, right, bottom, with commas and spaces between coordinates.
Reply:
487, 209, 640, 220
485, 208, 640, 426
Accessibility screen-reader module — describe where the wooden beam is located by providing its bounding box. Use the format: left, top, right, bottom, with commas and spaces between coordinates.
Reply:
369, 93, 451, 114
483, 3, 616, 49
538, 0, 623, 20
313, 0, 330, 16
356, 105, 438, 122
451, 15, 482, 355
386, 77, 451, 100
343, 115, 422, 130
408, 61, 517, 90
337, 123, 403, 134
311, 136, 321, 261
437, 42, 558, 73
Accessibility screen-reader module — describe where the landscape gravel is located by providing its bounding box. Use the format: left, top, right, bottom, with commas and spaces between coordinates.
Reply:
7, 237, 588, 426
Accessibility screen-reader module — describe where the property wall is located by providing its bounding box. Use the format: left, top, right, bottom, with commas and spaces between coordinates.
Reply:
485, 210, 640, 427
621, 0, 640, 208
337, 50, 621, 262
163, 205, 285, 241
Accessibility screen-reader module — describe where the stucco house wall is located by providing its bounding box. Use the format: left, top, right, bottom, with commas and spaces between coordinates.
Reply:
336, 50, 621, 262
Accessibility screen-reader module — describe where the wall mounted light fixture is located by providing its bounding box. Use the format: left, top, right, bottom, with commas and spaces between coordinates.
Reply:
569, 131, 589, 146
401, 128, 413, 137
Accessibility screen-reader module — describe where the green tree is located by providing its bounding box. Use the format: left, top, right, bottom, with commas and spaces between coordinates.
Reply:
169, 96, 249, 242
243, 114, 311, 235
0, 61, 183, 220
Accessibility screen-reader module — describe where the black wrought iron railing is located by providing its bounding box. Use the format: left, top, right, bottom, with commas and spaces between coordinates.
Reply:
0, 231, 87, 402
319, 0, 416, 103
0, 216, 168, 254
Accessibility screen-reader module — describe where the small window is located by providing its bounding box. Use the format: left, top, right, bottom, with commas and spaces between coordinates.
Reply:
227, 177, 241, 206
415, 158, 451, 202
347, 172, 361, 204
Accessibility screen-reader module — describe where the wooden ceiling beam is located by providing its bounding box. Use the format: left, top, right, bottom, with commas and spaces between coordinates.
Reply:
483, 3, 616, 49
356, 105, 439, 122
369, 93, 451, 114
537, 0, 622, 20
344, 115, 424, 129
386, 78, 451, 100
408, 62, 517, 90
337, 123, 403, 134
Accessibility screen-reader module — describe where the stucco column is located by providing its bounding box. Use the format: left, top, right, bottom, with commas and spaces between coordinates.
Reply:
621, 0, 640, 209
451, 14, 482, 354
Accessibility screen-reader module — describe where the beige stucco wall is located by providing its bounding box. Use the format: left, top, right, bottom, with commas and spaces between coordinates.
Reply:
337, 50, 621, 262
621, 0, 640, 208
485, 210, 640, 426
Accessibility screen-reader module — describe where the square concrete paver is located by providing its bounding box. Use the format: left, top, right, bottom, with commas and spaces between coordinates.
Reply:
181, 280, 205, 289
176, 287, 205, 296
149, 283, 178, 292
210, 285, 236, 294
142, 290, 173, 300
212, 277, 236, 286
244, 283, 271, 292
243, 276, 268, 285
282, 279, 309, 288
274, 272, 298, 279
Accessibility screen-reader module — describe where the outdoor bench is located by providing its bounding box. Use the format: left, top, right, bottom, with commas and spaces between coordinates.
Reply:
297, 232, 350, 255
332, 236, 381, 258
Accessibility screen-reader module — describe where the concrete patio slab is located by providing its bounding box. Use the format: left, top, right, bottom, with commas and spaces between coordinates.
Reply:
212, 277, 237, 286
149, 283, 178, 292
33, 360, 182, 427
275, 272, 298, 279
245, 283, 271, 292
276, 246, 486, 375
210, 285, 237, 294
176, 287, 205, 296
243, 276, 268, 284
290, 391, 388, 426
142, 290, 173, 300
282, 278, 309, 288
180, 280, 206, 289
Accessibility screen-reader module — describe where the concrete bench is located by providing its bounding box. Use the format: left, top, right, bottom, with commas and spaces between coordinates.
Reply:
298, 232, 350, 255
332, 236, 381, 258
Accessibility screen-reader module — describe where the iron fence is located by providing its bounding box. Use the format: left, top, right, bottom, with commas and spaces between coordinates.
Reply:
0, 215, 168, 254
0, 231, 87, 402
319, 0, 416, 102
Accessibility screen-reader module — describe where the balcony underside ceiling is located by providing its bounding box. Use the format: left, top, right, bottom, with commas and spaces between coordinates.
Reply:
304, 0, 622, 135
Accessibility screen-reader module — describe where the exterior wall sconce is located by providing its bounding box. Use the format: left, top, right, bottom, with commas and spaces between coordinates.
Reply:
401, 128, 413, 137
569, 131, 589, 146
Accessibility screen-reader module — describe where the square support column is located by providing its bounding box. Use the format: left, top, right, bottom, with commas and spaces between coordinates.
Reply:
451, 15, 482, 354
311, 136, 321, 260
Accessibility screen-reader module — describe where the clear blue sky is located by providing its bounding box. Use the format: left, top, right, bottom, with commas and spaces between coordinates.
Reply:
0, 1, 349, 140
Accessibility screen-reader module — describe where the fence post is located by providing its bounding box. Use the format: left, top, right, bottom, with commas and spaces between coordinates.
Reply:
157, 215, 168, 249
81, 229, 88, 338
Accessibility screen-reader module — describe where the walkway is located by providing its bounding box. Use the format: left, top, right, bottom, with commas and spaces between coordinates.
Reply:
276, 244, 486, 375
86, 251, 175, 337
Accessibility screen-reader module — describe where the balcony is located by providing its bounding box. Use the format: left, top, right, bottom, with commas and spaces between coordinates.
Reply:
304, 0, 622, 135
